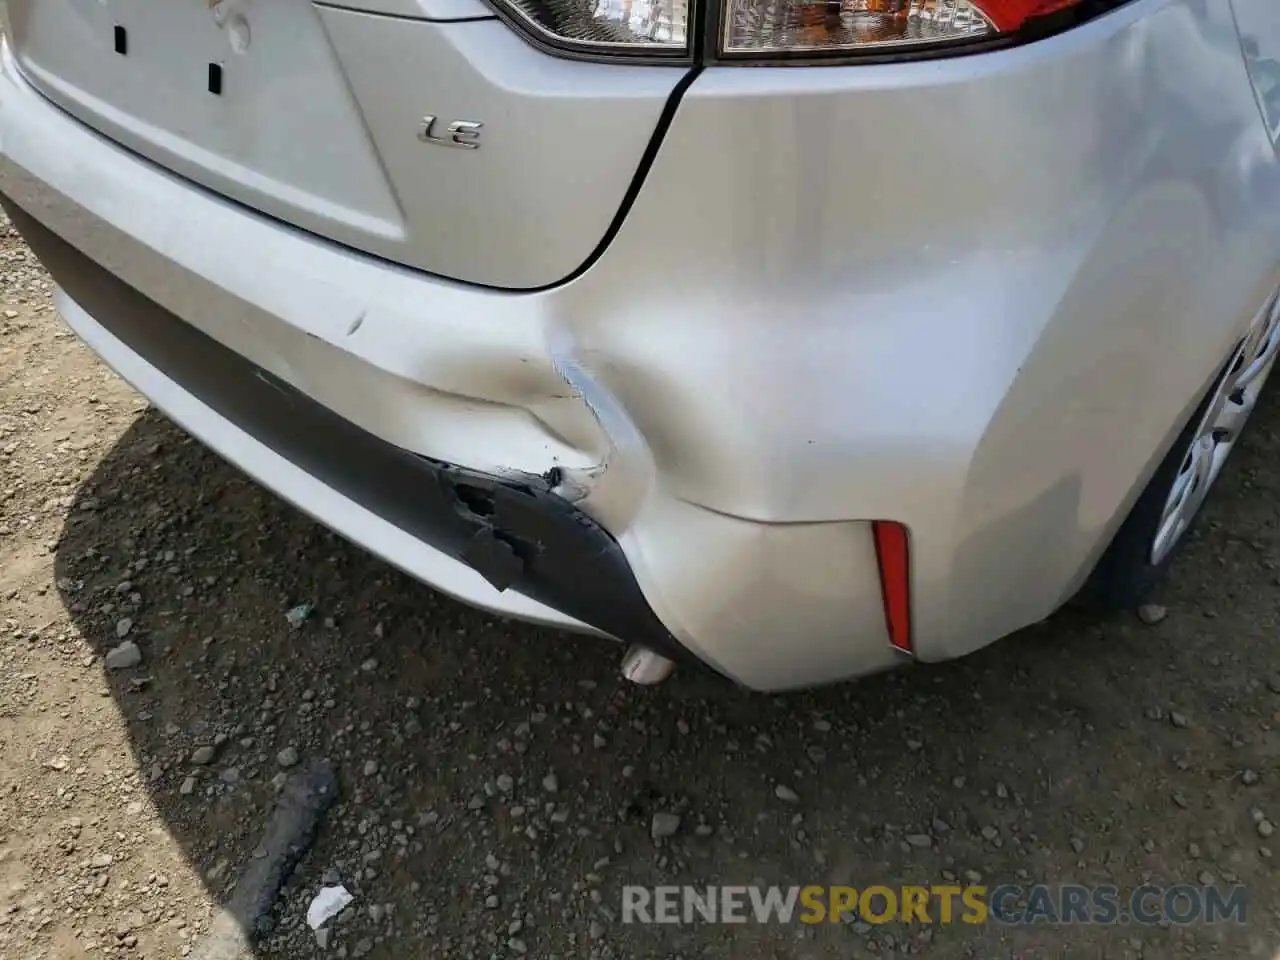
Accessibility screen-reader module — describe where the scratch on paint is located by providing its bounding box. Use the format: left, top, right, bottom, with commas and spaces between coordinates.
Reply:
346, 309, 367, 337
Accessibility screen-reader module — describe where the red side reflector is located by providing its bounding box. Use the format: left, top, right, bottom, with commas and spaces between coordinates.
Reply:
872, 521, 912, 654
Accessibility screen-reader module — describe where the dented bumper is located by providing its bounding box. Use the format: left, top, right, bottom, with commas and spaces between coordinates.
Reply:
3, 198, 695, 664
0, 46, 897, 690
6, 0, 1270, 691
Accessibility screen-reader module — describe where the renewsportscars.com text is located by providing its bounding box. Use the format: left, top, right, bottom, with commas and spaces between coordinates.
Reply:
621, 884, 1247, 926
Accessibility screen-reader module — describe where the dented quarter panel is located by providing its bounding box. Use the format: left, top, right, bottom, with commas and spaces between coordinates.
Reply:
545, 0, 1280, 674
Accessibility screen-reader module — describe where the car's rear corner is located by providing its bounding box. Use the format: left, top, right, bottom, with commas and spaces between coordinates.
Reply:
2, 0, 1278, 690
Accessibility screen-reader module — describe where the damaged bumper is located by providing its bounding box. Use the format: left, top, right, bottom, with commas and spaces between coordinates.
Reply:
2, 3, 1274, 691
4, 199, 693, 665
0, 40, 903, 691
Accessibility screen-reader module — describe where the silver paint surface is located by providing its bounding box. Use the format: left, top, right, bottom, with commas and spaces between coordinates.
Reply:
1, 0, 1278, 689
4, 1, 681, 287
315, 0, 494, 20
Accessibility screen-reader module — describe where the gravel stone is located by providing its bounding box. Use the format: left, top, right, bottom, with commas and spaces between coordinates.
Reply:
651, 812, 681, 841
285, 604, 313, 628
190, 745, 217, 766
104, 640, 142, 670
1137, 604, 1168, 625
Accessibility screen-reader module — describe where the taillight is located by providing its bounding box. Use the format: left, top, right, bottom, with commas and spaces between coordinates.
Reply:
487, 0, 691, 60
720, 0, 1116, 60
487, 0, 1125, 62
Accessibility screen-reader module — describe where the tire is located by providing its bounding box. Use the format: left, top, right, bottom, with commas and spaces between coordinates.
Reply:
1083, 293, 1280, 610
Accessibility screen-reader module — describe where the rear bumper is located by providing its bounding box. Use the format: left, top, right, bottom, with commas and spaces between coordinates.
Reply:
0, 40, 898, 689
3, 0, 1277, 690
4, 198, 697, 664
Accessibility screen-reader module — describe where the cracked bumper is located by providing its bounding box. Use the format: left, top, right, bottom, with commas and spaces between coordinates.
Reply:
6, 198, 695, 663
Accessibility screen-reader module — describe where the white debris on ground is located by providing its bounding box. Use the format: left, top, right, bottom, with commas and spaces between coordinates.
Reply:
307, 885, 354, 930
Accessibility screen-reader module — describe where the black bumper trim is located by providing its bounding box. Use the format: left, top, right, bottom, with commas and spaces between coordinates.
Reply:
3, 197, 694, 663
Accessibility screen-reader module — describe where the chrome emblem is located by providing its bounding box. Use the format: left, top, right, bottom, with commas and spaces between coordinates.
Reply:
418, 116, 483, 150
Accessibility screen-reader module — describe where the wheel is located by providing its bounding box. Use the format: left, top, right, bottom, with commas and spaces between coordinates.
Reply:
1084, 291, 1280, 610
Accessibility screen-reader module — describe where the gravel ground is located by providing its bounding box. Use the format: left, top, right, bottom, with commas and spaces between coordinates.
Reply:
1, 204, 1279, 960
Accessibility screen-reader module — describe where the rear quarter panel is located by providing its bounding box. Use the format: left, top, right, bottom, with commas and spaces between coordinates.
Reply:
547, 0, 1280, 662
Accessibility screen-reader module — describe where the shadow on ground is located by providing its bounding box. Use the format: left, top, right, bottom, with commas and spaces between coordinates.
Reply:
52, 395, 1280, 958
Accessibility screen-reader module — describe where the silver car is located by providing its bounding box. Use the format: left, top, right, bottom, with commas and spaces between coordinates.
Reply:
1, 0, 1278, 691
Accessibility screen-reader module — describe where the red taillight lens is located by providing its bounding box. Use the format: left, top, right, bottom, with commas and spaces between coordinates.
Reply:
720, 0, 1099, 57
871, 521, 912, 654
972, 0, 1083, 30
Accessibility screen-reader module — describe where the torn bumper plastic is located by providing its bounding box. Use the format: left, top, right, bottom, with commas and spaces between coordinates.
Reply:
3, 197, 695, 666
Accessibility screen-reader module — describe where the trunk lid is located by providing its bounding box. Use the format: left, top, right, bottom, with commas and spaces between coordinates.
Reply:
4, 0, 685, 288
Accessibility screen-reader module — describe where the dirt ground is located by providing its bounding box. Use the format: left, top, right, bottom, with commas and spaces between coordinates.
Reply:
0, 203, 1278, 960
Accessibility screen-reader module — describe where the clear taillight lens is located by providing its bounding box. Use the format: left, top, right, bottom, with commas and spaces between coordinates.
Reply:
494, 0, 691, 56
721, 0, 1081, 57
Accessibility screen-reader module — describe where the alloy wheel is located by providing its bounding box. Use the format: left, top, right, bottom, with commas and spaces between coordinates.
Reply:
1150, 295, 1280, 565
